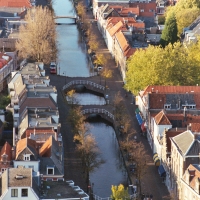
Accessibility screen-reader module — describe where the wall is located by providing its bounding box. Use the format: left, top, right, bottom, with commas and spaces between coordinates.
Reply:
2, 187, 39, 200
13, 161, 40, 173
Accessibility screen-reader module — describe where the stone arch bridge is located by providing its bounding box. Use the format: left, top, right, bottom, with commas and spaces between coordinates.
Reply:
63, 80, 105, 96
81, 108, 114, 124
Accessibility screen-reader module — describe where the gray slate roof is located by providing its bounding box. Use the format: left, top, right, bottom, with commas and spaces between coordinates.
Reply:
172, 130, 194, 155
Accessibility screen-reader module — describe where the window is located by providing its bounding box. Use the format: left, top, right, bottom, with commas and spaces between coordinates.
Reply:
140, 9, 144, 12
47, 167, 54, 175
164, 104, 171, 109
21, 189, 28, 197
1, 168, 6, 173
24, 154, 30, 161
11, 189, 18, 197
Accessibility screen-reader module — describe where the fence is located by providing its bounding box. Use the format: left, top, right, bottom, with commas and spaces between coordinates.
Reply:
63, 80, 105, 91
81, 108, 114, 120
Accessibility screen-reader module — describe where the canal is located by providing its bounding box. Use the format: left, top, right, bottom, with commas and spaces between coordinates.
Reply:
53, 0, 127, 197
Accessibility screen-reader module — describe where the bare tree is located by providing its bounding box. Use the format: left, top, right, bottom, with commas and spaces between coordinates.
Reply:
16, 6, 57, 64
129, 141, 148, 195
76, 134, 104, 193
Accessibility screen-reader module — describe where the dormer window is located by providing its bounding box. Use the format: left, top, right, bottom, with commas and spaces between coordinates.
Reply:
164, 104, 171, 109
47, 166, 54, 175
24, 154, 30, 161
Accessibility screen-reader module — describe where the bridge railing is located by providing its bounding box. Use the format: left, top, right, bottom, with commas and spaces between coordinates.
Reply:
81, 108, 114, 120
63, 80, 105, 91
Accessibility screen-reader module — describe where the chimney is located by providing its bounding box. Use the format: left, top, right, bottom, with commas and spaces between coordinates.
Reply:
184, 106, 187, 122
151, 88, 154, 93
13, 127, 16, 146
178, 99, 181, 110
11, 147, 16, 160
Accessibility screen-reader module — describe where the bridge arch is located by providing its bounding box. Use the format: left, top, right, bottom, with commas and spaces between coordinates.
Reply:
63, 80, 105, 95
81, 108, 114, 123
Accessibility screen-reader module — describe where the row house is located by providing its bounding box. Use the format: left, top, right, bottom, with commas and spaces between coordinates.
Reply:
1, 61, 89, 199
13, 136, 63, 181
0, 53, 15, 92
136, 85, 200, 151
7, 63, 54, 127
170, 130, 200, 199
181, 164, 200, 200
1, 167, 39, 200
136, 85, 200, 199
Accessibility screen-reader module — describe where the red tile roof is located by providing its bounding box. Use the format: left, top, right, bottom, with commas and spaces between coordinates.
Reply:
0, 142, 12, 161
0, 0, 31, 7
115, 30, 130, 53
154, 110, 171, 125
130, 2, 156, 17
15, 138, 37, 159
190, 123, 200, 132
117, 7, 140, 16
108, 21, 123, 37
143, 86, 200, 96
184, 164, 200, 190
39, 136, 53, 157
25, 127, 55, 137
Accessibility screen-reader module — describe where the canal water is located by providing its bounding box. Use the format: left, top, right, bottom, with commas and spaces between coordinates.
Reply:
53, 0, 127, 197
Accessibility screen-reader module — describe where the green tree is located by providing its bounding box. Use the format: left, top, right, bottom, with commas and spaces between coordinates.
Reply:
160, 12, 178, 47
125, 42, 200, 94
0, 94, 10, 109
111, 184, 130, 200
16, 7, 57, 63
176, 8, 200, 35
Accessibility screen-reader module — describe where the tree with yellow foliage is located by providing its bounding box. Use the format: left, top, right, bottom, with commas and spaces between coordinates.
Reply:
16, 7, 57, 64
111, 184, 130, 200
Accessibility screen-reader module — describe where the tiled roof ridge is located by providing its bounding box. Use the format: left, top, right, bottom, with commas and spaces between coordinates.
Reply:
143, 85, 200, 96
155, 110, 171, 125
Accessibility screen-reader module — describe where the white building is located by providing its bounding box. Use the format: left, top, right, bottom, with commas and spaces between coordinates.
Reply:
1, 167, 39, 200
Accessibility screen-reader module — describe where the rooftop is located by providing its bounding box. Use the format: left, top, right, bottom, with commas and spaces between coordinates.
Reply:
8, 167, 32, 187
40, 181, 88, 199
172, 130, 194, 155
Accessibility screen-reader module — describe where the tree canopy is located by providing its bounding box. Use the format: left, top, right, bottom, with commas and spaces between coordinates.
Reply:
16, 7, 57, 64
111, 184, 129, 200
160, 12, 178, 47
125, 43, 200, 94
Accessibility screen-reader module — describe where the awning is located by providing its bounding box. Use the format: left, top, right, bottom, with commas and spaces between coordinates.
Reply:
135, 108, 140, 114
153, 153, 160, 167
158, 165, 166, 177
136, 113, 143, 125
141, 122, 146, 132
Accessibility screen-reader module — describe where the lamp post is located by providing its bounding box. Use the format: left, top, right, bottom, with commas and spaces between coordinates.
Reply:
63, 71, 66, 85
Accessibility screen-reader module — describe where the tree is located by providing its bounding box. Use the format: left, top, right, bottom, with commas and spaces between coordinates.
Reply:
0, 94, 10, 109
111, 184, 130, 200
125, 42, 200, 95
16, 7, 57, 64
76, 134, 104, 193
176, 8, 200, 36
160, 12, 178, 47
68, 105, 86, 135
128, 141, 148, 195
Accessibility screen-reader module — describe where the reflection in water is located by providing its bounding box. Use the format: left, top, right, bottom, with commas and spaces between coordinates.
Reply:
54, 0, 91, 77
70, 93, 106, 105
89, 122, 127, 197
